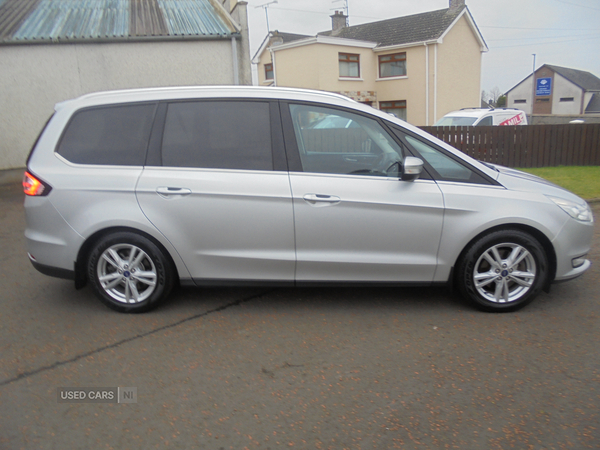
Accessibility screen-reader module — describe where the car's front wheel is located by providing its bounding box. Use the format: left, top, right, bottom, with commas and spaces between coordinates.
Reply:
87, 232, 174, 313
457, 229, 549, 312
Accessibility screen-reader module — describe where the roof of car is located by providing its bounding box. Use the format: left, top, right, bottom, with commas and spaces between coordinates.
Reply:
443, 108, 524, 118
442, 109, 493, 118
56, 85, 359, 110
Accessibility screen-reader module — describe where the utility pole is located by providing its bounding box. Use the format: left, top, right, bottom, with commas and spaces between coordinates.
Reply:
530, 54, 536, 124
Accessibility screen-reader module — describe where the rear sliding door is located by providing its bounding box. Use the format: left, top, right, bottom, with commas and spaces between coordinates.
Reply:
136, 100, 295, 285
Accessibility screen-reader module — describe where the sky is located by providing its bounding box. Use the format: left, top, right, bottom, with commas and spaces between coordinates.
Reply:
245, 0, 600, 97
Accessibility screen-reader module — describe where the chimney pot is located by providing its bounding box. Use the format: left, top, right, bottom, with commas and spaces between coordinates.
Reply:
330, 10, 347, 33
449, 0, 465, 9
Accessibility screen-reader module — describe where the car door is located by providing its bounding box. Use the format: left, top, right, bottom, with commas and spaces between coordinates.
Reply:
281, 102, 445, 283
136, 100, 295, 284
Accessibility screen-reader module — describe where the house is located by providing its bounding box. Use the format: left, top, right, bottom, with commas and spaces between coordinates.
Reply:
506, 64, 600, 116
252, 0, 487, 126
0, 0, 251, 170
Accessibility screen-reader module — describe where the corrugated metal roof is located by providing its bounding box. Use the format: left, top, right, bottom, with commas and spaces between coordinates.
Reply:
0, 0, 235, 44
131, 0, 168, 36
159, 0, 231, 36
0, 0, 41, 41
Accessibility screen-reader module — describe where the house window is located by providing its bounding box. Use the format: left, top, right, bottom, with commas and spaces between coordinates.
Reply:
380, 100, 407, 121
265, 63, 273, 80
514, 99, 527, 104
379, 53, 406, 78
339, 53, 360, 78
560, 97, 574, 102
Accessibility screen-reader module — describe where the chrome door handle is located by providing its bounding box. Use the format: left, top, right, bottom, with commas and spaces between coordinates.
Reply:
156, 187, 192, 198
303, 194, 341, 205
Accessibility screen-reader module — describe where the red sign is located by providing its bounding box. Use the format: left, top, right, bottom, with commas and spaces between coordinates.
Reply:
499, 113, 525, 126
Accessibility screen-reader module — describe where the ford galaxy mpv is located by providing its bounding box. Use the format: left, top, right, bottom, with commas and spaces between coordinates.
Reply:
23, 86, 593, 313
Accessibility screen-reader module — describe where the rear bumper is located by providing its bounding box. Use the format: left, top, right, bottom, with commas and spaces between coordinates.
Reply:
24, 195, 84, 274
29, 254, 75, 280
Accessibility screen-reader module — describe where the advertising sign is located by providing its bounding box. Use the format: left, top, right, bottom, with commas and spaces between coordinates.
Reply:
499, 112, 526, 126
536, 78, 552, 96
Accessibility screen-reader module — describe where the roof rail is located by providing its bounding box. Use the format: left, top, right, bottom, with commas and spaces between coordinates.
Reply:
459, 107, 522, 111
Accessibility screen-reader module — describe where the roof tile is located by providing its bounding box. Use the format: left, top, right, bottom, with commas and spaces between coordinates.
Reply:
319, 7, 465, 47
546, 64, 600, 92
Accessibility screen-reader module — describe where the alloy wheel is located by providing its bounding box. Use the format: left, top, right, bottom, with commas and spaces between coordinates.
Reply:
473, 242, 537, 303
97, 244, 158, 304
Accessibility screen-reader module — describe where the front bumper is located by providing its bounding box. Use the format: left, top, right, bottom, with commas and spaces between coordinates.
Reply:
552, 214, 594, 282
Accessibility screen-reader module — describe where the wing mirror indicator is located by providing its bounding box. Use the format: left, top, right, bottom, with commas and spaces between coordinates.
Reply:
401, 157, 424, 182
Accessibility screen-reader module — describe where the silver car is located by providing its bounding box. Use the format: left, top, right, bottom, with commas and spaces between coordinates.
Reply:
23, 86, 593, 313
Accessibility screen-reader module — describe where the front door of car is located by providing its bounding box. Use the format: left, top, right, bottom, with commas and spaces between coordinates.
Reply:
283, 103, 445, 283
136, 100, 295, 284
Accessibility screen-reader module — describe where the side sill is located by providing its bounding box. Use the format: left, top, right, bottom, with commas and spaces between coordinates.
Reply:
295, 281, 440, 288
30, 259, 75, 281
192, 279, 295, 287
190, 279, 448, 288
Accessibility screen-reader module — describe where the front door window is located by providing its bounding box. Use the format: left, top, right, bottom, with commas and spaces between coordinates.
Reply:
289, 104, 404, 177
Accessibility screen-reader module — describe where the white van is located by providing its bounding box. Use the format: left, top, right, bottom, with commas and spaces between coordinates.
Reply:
435, 108, 527, 127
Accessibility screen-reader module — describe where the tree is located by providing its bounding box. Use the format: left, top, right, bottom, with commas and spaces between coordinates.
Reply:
490, 87, 503, 106
482, 87, 504, 108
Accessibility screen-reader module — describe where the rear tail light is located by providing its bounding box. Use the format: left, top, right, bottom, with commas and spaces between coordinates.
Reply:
23, 171, 52, 196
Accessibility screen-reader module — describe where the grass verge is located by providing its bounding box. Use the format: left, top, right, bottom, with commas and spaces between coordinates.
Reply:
516, 166, 600, 200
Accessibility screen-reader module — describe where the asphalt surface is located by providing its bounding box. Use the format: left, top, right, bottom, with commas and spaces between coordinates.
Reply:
1, 181, 599, 449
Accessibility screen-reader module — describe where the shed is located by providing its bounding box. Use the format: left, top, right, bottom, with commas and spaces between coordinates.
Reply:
0, 0, 251, 170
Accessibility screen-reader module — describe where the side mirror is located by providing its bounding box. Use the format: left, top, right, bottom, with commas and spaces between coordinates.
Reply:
401, 157, 424, 181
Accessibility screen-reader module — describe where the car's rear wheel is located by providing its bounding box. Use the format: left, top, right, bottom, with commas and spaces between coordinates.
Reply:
457, 229, 549, 312
87, 232, 173, 313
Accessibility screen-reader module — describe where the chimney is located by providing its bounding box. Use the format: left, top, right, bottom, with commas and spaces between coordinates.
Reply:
331, 11, 347, 33
270, 31, 284, 46
449, 0, 465, 10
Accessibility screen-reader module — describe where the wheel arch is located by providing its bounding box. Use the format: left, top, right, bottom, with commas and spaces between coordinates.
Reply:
453, 223, 557, 289
74, 226, 179, 290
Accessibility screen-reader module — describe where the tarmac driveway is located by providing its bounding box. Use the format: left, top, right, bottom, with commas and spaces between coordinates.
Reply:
1, 181, 599, 449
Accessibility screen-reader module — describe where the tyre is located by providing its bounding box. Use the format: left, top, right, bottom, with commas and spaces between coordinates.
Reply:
87, 232, 174, 313
456, 229, 549, 312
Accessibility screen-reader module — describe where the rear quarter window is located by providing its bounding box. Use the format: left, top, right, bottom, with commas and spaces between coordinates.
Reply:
56, 103, 156, 165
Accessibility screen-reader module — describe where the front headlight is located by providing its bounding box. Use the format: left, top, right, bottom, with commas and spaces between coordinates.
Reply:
547, 195, 593, 222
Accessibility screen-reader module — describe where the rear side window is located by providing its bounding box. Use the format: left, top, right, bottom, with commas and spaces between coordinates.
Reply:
56, 103, 156, 165
161, 101, 273, 171
26, 113, 54, 166
476, 116, 493, 126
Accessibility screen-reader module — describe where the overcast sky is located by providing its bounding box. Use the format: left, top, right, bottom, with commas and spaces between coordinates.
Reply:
245, 0, 600, 96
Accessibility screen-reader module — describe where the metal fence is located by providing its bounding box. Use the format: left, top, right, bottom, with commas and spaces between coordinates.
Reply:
419, 124, 600, 168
